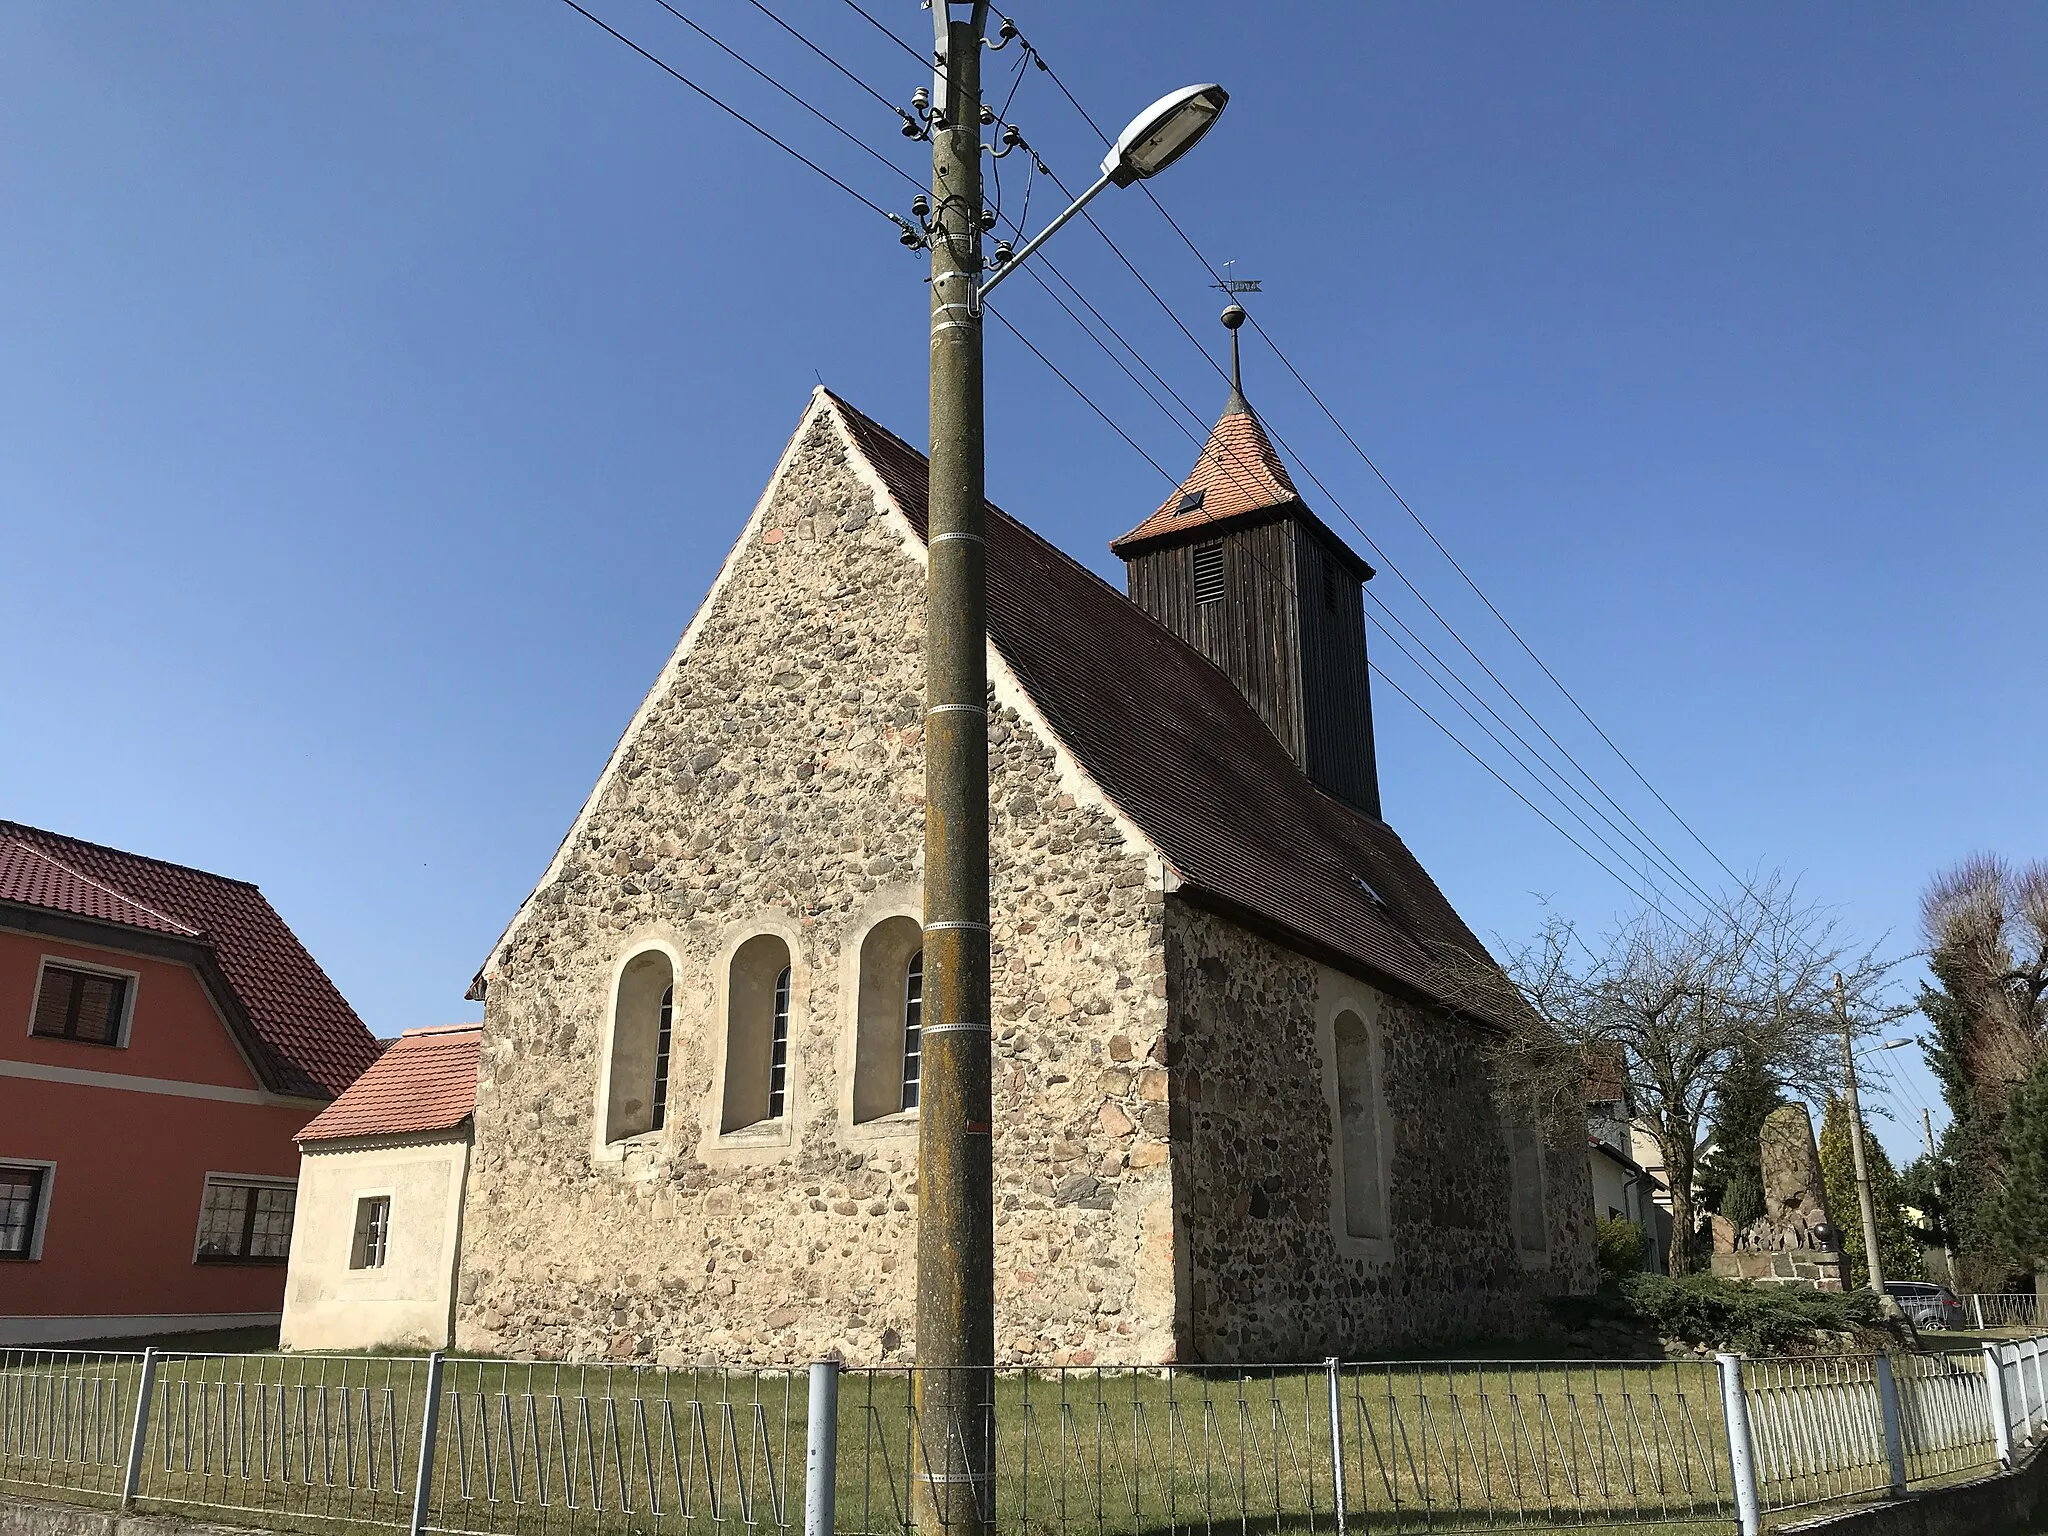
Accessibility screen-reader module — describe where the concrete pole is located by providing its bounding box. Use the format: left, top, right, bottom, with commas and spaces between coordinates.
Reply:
1837, 974, 1892, 1307
915, 6, 995, 1535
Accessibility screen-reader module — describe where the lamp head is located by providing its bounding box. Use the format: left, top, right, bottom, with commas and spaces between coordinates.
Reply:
1102, 83, 1228, 187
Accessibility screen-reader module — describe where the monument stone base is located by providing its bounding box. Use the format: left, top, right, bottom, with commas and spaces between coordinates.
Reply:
1710, 1250, 1845, 1291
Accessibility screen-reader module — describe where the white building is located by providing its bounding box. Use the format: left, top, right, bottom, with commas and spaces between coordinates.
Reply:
280, 1025, 479, 1351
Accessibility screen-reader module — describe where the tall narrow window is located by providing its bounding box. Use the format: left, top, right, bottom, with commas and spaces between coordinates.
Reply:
349, 1196, 390, 1270
605, 950, 675, 1143
1, 1165, 50, 1259
1507, 1122, 1548, 1253
767, 967, 791, 1120
649, 985, 675, 1133
1192, 542, 1225, 605
1333, 1010, 1388, 1240
853, 916, 923, 1124
1322, 562, 1339, 613
901, 951, 923, 1111
31, 963, 130, 1046
722, 935, 794, 1133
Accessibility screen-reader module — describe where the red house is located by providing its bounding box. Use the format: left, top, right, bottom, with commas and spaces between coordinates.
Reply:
0, 821, 382, 1344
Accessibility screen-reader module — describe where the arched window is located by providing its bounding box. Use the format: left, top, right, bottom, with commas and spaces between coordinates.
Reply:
722, 935, 794, 1133
605, 950, 674, 1143
1506, 1121, 1548, 1255
1333, 1009, 1388, 1239
853, 917, 923, 1124
901, 951, 923, 1111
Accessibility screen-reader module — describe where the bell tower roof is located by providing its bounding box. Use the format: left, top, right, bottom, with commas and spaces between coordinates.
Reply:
1110, 305, 1305, 558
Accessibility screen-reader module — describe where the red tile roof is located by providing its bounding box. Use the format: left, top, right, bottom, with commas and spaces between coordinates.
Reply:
0, 821, 383, 1098
296, 1024, 480, 1143
1110, 396, 1301, 555
827, 395, 1511, 1027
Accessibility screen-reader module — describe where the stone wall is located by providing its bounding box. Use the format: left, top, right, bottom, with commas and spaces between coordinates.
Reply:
1162, 902, 1596, 1358
457, 401, 1177, 1367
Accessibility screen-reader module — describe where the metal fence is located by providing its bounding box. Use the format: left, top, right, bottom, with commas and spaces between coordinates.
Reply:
1967, 1294, 2041, 1330
4, 1339, 2046, 1536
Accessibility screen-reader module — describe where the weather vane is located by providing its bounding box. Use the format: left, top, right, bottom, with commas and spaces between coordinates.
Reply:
1211, 259, 1262, 295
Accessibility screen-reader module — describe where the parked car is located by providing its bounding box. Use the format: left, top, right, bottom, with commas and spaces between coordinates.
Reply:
1885, 1280, 1966, 1329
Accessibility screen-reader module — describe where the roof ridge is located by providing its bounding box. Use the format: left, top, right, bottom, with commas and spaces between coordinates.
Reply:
399, 1022, 485, 1038
0, 834, 204, 937
0, 819, 263, 892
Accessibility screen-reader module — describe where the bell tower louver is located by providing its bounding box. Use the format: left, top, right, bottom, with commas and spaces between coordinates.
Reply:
1110, 305, 1383, 819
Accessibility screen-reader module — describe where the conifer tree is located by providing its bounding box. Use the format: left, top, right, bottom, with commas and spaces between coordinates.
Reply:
1702, 1046, 1781, 1230
1990, 1056, 2048, 1273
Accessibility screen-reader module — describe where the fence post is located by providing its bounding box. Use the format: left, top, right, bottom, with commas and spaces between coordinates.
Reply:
1325, 1357, 1348, 1536
1982, 1344, 2014, 1467
805, 1360, 839, 1536
1973, 1294, 1985, 1331
1717, 1353, 1762, 1536
410, 1351, 446, 1536
1872, 1354, 1908, 1496
120, 1347, 158, 1509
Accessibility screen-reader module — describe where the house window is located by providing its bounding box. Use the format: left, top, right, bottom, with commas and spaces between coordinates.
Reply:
0, 1164, 52, 1260
901, 952, 923, 1112
852, 917, 923, 1125
604, 949, 675, 1144
722, 935, 794, 1133
1332, 1010, 1388, 1239
194, 1177, 295, 1264
30, 963, 130, 1046
1507, 1122, 1549, 1254
1192, 542, 1225, 605
349, 1195, 390, 1270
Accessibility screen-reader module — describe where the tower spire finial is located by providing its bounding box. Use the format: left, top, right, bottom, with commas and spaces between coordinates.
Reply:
1221, 301, 1248, 413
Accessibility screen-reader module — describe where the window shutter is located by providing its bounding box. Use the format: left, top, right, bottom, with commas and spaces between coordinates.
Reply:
74, 975, 125, 1044
1193, 543, 1225, 605
31, 972, 75, 1037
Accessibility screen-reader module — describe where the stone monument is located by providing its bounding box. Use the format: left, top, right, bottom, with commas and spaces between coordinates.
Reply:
1709, 1103, 1845, 1290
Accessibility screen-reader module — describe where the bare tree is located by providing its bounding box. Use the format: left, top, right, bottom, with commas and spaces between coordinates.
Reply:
1439, 876, 1899, 1273
1922, 855, 2048, 1103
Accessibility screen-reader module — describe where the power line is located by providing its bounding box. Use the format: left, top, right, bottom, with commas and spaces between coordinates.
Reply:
1024, 45, 1745, 899
836, 0, 931, 68
555, 0, 907, 226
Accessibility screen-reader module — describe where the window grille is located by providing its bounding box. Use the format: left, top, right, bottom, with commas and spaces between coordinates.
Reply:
0, 1166, 46, 1258
349, 1195, 390, 1270
767, 967, 791, 1120
195, 1178, 296, 1263
649, 984, 674, 1132
901, 951, 923, 1111
31, 964, 128, 1045
1192, 542, 1225, 605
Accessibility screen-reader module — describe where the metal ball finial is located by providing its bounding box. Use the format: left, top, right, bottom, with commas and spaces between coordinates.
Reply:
1221, 302, 1247, 330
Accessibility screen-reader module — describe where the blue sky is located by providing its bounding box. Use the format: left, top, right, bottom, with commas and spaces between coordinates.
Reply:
3, 3, 2041, 1165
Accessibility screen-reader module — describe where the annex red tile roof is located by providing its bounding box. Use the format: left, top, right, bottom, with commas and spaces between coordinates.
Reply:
827, 395, 1513, 1027
1110, 395, 1301, 555
0, 820, 383, 1099
297, 1024, 480, 1143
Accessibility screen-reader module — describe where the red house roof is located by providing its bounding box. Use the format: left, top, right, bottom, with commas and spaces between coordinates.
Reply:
0, 821, 383, 1099
297, 1024, 480, 1143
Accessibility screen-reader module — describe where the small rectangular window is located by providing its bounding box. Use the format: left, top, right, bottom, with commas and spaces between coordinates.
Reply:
195, 1177, 296, 1264
1192, 542, 1225, 605
349, 1196, 391, 1270
31, 963, 129, 1046
1, 1165, 50, 1259
1175, 488, 1205, 515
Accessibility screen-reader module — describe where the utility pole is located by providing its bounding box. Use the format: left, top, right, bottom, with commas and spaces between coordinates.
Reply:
917, 4, 994, 1533
1837, 973, 1893, 1307
1923, 1107, 1959, 1290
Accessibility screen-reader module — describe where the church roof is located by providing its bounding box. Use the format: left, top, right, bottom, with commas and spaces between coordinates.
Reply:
827, 394, 1507, 1026
1109, 395, 1302, 556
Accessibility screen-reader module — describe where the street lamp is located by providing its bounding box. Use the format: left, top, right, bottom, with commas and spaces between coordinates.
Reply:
978, 83, 1229, 303
915, 8, 1227, 1534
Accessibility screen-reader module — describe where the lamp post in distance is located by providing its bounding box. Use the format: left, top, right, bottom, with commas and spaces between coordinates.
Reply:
915, 5, 1226, 1531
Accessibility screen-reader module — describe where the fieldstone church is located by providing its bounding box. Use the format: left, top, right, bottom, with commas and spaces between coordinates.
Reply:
453, 356, 1594, 1366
